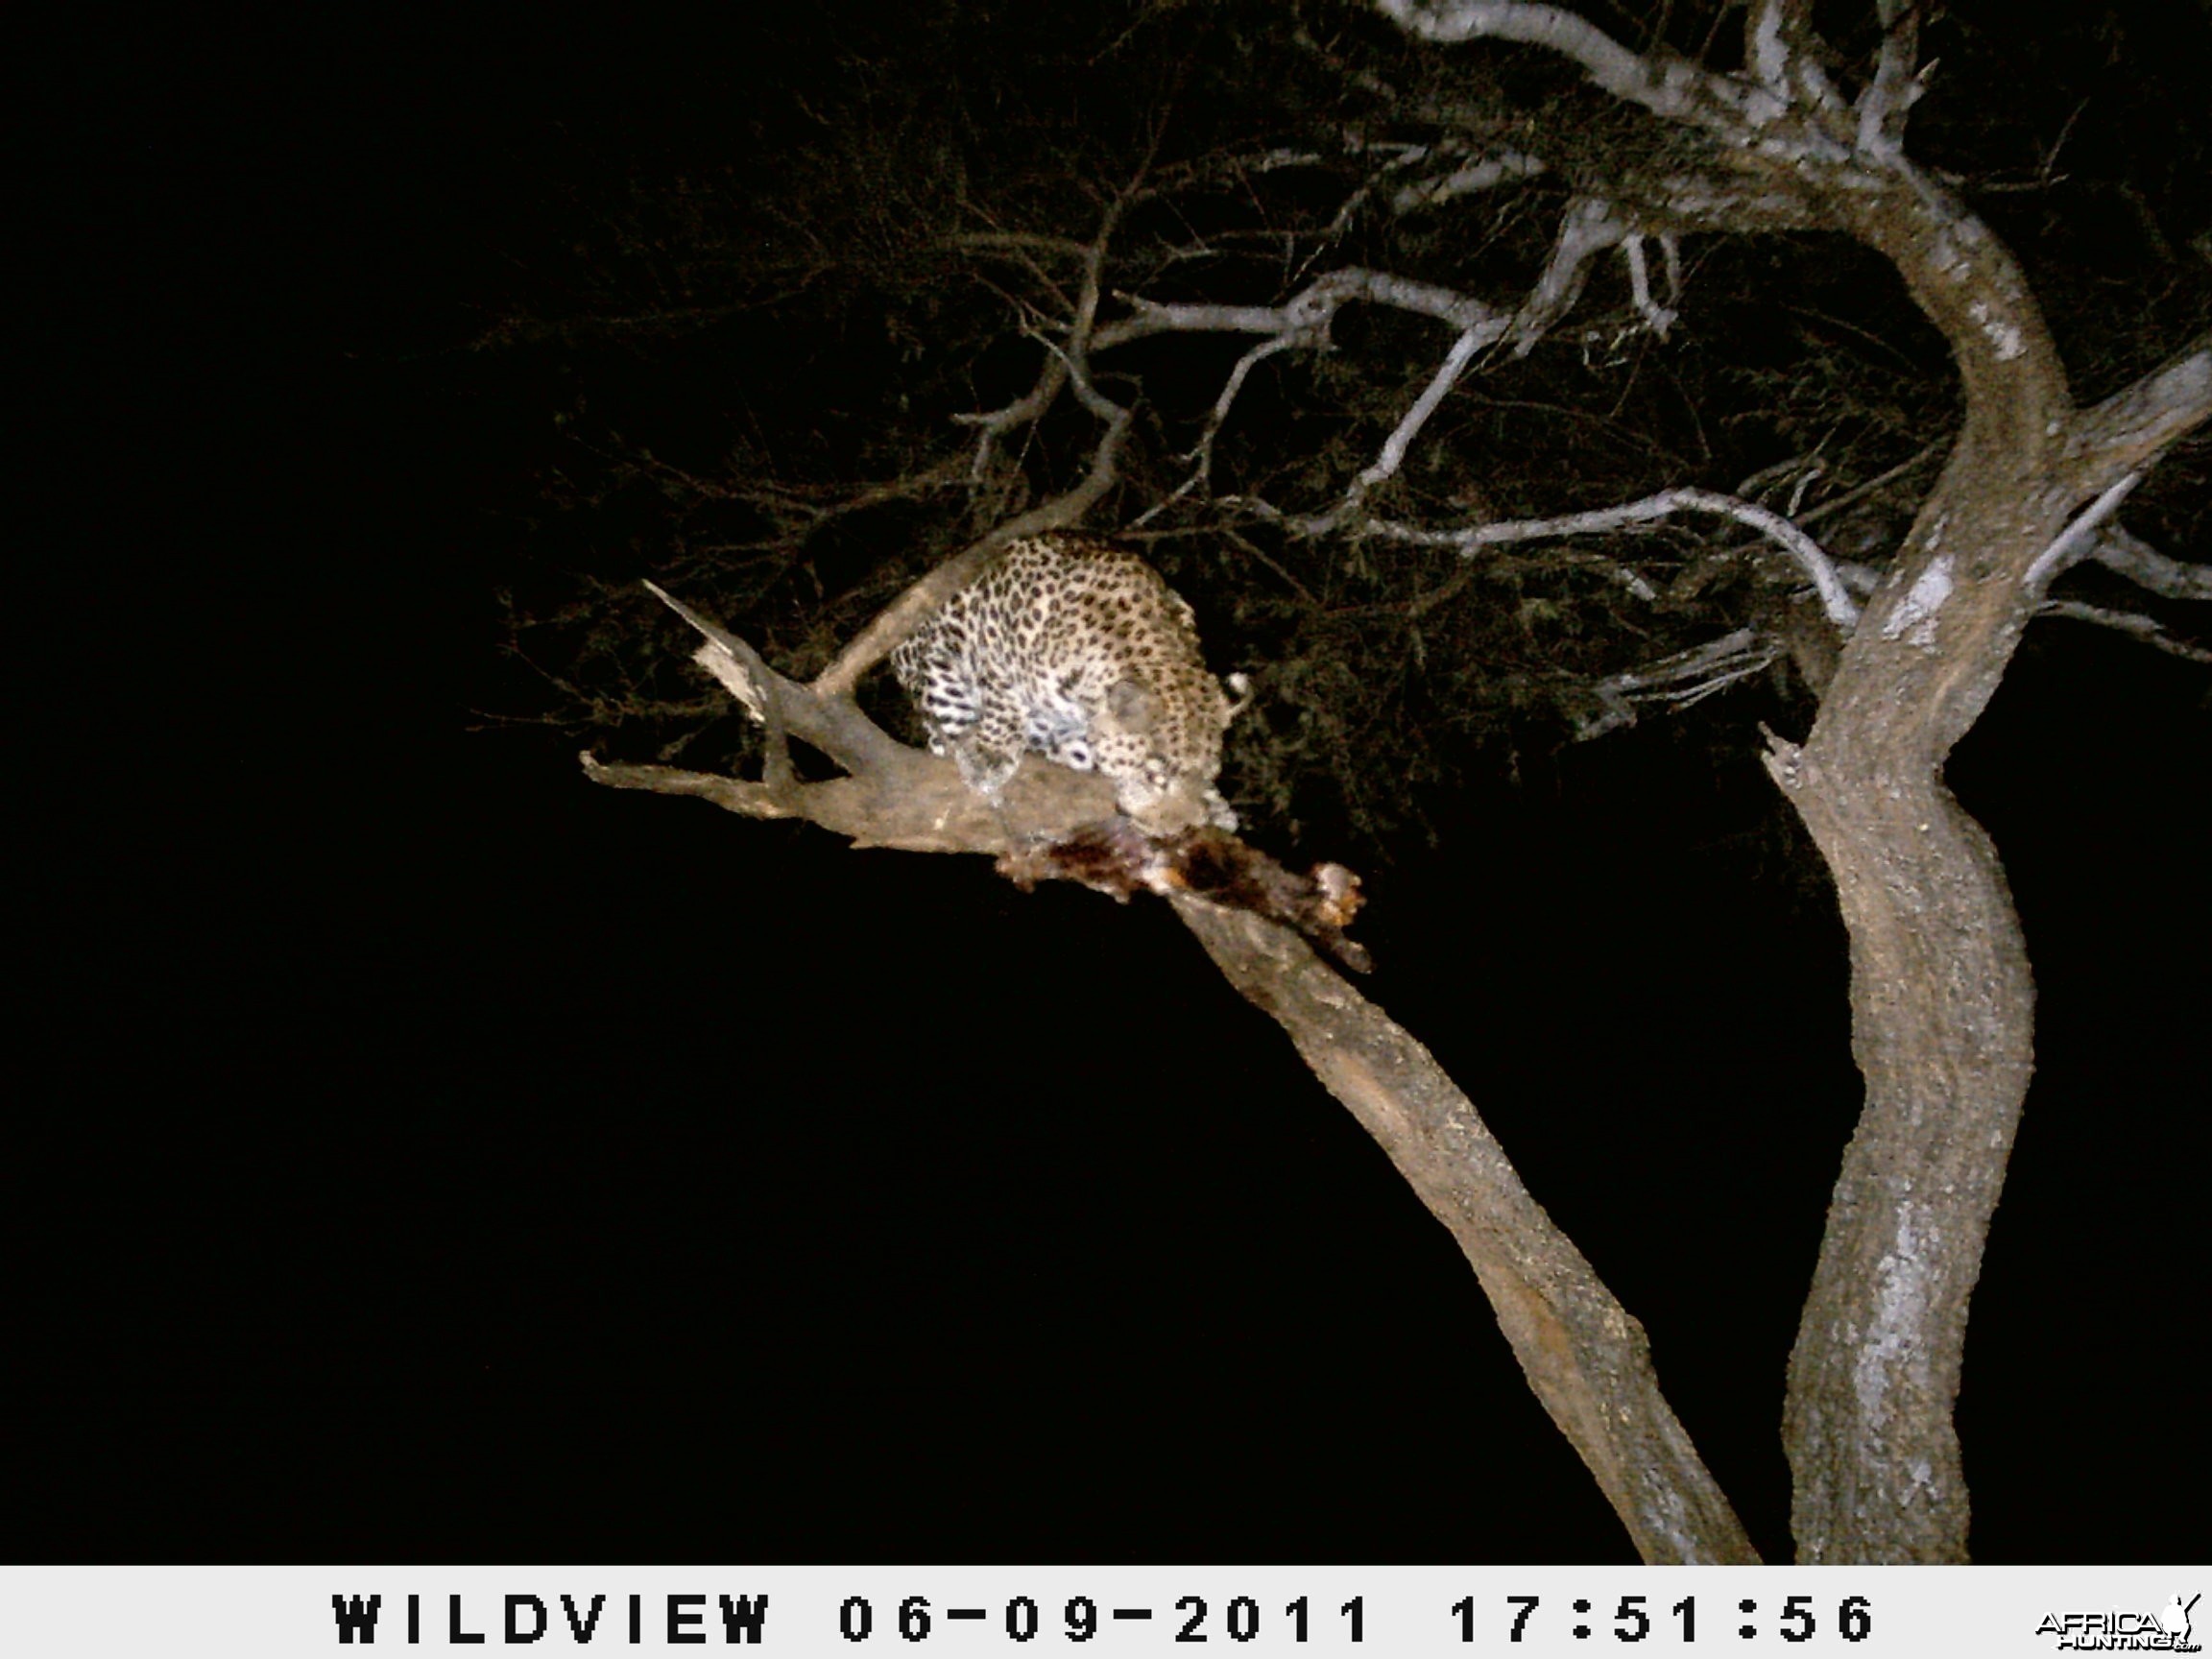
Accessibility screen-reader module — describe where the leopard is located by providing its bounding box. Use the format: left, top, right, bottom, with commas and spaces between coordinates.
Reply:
890, 533, 1246, 835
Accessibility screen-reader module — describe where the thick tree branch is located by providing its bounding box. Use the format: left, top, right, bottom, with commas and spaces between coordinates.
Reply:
622, 588, 1124, 850
1377, 0, 1774, 133
2060, 331, 2212, 495
1172, 897, 1760, 1564
644, 580, 905, 781
618, 567, 1755, 1563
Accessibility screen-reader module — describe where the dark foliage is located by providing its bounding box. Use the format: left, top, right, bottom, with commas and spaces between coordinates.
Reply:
467, 1, 2205, 854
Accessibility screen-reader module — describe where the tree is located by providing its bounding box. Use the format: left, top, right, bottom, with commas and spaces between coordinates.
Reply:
486, 1, 2209, 1562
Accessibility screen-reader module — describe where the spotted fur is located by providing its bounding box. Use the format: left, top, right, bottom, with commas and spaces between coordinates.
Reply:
891, 533, 1243, 834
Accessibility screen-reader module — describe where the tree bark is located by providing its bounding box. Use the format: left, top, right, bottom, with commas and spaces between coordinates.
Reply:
1763, 180, 2208, 1559
1375, 0, 2212, 1561
1173, 896, 1761, 1565
1765, 688, 2039, 1564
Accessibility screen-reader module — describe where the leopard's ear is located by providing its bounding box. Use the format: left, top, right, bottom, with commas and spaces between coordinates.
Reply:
1105, 678, 1163, 733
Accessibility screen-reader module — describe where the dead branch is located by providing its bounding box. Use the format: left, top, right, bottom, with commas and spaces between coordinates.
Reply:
1511, 197, 1638, 354
1854, 0, 1926, 164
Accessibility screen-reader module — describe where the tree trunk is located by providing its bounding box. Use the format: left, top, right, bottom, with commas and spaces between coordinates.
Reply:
1765, 506, 2049, 1561
1764, 193, 2075, 1557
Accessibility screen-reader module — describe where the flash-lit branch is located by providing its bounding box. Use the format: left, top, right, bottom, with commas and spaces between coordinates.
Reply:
1512, 198, 1634, 353
1253, 487, 1861, 627
1095, 265, 1501, 351
1622, 233, 1678, 338
1855, 0, 1925, 163
1103, 267, 1510, 518
1744, 0, 1813, 97
2062, 332, 2212, 493
1390, 147, 1546, 212
1133, 331, 1311, 522
1288, 324, 1507, 534
954, 356, 1069, 486
2038, 600, 2212, 663
1362, 325, 1496, 486
814, 191, 1142, 698
1382, 0, 1737, 124
643, 582, 905, 781
1312, 200, 1659, 524
1136, 194, 1660, 531
1579, 628, 1783, 739
2089, 525, 2212, 601
2022, 473, 2142, 595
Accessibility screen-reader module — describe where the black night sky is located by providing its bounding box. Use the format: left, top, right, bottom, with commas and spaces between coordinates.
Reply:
19, 5, 2209, 1567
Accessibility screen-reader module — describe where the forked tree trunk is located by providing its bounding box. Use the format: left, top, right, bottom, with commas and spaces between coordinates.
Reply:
1763, 180, 2199, 1557
1365, 0, 2211, 1561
